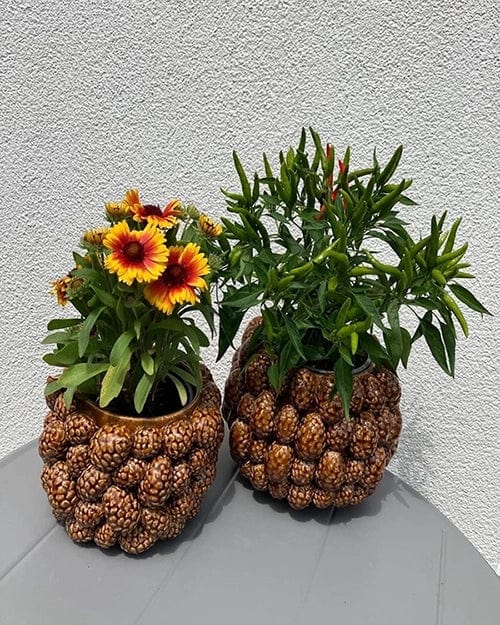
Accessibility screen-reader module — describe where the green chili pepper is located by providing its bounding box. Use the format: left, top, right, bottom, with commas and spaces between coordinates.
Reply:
409, 235, 432, 258
415, 253, 427, 269
436, 242, 468, 266
364, 251, 403, 278
276, 275, 295, 290
351, 331, 359, 355
290, 261, 313, 277
431, 268, 447, 286
442, 217, 462, 254
337, 317, 372, 338
350, 266, 380, 277
443, 293, 469, 337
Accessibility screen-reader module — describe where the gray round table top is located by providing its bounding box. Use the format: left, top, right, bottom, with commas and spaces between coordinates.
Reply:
0, 439, 498, 625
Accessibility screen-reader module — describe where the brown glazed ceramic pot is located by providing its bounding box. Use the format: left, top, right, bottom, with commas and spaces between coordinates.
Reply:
39, 365, 224, 554
223, 319, 402, 510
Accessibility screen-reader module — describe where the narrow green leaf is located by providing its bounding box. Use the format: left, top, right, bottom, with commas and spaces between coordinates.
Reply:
78, 306, 105, 357
217, 305, 245, 360
168, 373, 188, 406
53, 363, 109, 390
92, 286, 116, 308
283, 316, 306, 360
169, 365, 199, 389
140, 352, 155, 376
421, 316, 450, 375
47, 318, 81, 330
334, 356, 353, 418
109, 330, 136, 367
134, 372, 155, 413
42, 331, 75, 345
99, 346, 133, 407
63, 386, 76, 408
449, 284, 492, 316
440, 320, 456, 377
222, 285, 261, 308
378, 145, 403, 186
400, 327, 411, 368
43, 342, 80, 366
233, 151, 252, 204
353, 294, 384, 329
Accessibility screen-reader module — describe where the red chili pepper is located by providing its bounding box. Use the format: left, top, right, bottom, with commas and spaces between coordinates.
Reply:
326, 144, 333, 189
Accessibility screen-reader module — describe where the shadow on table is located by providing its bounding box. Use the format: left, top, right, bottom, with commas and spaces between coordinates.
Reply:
245, 470, 418, 526
129, 468, 239, 559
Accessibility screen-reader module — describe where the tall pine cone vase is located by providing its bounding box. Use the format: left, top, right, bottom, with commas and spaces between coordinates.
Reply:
39, 366, 224, 554
224, 320, 402, 510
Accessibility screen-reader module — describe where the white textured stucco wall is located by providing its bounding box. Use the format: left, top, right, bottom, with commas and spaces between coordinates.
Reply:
1, 0, 498, 571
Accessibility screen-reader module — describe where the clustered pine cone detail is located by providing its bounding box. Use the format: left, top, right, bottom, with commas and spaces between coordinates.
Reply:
39, 367, 223, 554
224, 319, 402, 510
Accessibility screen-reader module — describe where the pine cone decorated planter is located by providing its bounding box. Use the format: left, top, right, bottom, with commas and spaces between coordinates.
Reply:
224, 322, 402, 510
39, 367, 224, 554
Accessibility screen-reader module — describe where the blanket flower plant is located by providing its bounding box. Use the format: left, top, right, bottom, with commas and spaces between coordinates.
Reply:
44, 189, 227, 415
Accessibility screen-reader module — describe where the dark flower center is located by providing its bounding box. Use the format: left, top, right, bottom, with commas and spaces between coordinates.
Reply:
143, 204, 163, 217
163, 263, 187, 286
123, 241, 144, 262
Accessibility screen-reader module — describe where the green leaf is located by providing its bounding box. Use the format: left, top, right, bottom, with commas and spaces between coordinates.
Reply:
50, 363, 109, 391
283, 316, 306, 360
109, 330, 136, 367
387, 301, 401, 337
233, 151, 252, 205
140, 352, 155, 376
168, 373, 188, 406
421, 316, 450, 375
47, 318, 81, 330
353, 294, 384, 329
440, 320, 456, 377
383, 326, 402, 368
378, 145, 403, 187
267, 363, 280, 389
43, 342, 80, 366
449, 284, 492, 316
99, 346, 133, 407
92, 286, 116, 308
134, 372, 155, 413
334, 356, 353, 418
169, 365, 200, 389
217, 305, 245, 360
400, 327, 412, 368
63, 386, 77, 408
42, 331, 75, 345
78, 307, 105, 358
222, 285, 261, 308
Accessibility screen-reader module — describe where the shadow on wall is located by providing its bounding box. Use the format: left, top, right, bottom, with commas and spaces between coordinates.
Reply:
388, 391, 438, 498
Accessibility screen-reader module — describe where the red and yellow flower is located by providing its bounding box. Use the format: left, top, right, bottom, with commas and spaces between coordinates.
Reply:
131, 195, 182, 229
51, 276, 72, 306
82, 226, 109, 246
103, 221, 169, 285
199, 214, 223, 238
144, 243, 210, 314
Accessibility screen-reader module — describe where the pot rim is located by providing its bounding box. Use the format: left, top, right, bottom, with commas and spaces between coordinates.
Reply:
305, 358, 373, 376
76, 386, 201, 431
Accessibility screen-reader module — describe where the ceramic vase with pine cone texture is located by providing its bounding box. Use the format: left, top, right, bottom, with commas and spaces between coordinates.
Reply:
39, 365, 224, 554
224, 319, 402, 510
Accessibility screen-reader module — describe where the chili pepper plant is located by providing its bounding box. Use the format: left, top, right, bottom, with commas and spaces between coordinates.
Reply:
219, 128, 490, 414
